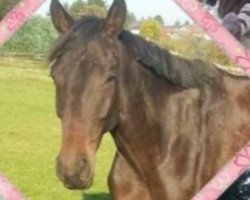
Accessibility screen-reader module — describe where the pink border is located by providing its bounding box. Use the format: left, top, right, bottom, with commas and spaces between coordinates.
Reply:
173, 0, 250, 199
1, 0, 250, 199
174, 0, 250, 77
0, 0, 46, 199
0, 175, 24, 200
192, 143, 250, 200
0, 0, 47, 47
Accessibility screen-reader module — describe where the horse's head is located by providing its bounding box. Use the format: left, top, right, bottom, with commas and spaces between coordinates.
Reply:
49, 0, 126, 190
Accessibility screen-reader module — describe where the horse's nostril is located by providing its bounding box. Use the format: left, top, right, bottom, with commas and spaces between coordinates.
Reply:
77, 159, 87, 174
55, 156, 90, 184
80, 159, 86, 167
64, 175, 85, 189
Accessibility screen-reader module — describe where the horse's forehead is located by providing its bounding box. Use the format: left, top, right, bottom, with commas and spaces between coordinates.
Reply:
86, 37, 115, 57
88, 36, 111, 48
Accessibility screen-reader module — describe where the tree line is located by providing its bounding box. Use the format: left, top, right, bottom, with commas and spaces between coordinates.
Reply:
0, 0, 231, 67
0, 0, 165, 55
68, 0, 164, 29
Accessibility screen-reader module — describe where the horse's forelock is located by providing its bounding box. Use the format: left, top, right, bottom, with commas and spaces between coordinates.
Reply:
48, 16, 102, 63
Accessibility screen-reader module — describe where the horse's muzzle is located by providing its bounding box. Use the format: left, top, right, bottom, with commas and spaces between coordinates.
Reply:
63, 174, 93, 190
56, 157, 93, 190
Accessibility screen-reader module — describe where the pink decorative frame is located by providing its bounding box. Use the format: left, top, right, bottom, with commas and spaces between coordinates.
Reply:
173, 0, 250, 199
0, 0, 46, 47
1, 0, 250, 199
0, 0, 47, 199
174, 0, 250, 76
0, 175, 25, 200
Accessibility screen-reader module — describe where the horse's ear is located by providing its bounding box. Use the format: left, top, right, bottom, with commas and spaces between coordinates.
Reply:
50, 0, 74, 33
104, 0, 127, 37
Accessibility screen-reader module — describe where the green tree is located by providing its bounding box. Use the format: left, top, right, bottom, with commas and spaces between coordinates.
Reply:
184, 20, 190, 26
139, 18, 161, 41
63, 2, 71, 13
70, 0, 106, 18
0, 0, 21, 20
174, 19, 181, 27
154, 15, 164, 26
125, 12, 137, 29
87, 0, 107, 9
69, 0, 86, 17
77, 5, 106, 18
2, 16, 57, 54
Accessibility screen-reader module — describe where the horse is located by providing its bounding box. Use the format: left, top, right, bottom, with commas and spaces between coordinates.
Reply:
49, 0, 250, 199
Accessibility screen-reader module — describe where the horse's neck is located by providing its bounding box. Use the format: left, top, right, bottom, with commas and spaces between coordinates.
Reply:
116, 58, 171, 160
118, 58, 170, 113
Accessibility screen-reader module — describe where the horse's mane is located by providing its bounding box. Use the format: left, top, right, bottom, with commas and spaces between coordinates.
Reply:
119, 31, 222, 88
48, 16, 102, 62
49, 15, 223, 88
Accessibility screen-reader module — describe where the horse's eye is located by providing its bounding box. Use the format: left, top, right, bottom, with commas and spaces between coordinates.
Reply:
106, 76, 116, 83
109, 59, 118, 67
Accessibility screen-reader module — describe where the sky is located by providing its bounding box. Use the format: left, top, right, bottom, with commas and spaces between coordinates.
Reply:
36, 0, 192, 25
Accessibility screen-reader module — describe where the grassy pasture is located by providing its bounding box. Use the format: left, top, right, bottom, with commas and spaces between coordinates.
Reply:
0, 65, 115, 200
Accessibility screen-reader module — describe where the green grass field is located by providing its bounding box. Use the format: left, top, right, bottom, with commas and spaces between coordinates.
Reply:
0, 66, 115, 200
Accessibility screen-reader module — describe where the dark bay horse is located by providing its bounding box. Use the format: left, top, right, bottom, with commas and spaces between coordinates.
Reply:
49, 0, 250, 199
